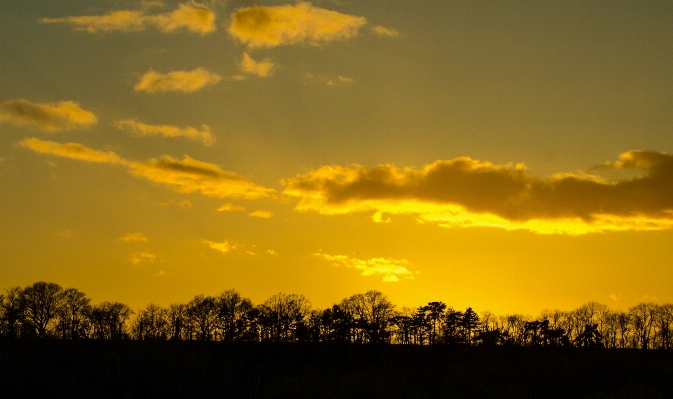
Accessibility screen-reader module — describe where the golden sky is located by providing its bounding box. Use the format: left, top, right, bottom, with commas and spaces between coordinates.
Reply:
1, 0, 672, 316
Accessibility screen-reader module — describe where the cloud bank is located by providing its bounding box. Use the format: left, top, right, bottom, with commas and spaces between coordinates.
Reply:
134, 68, 221, 93
113, 119, 216, 146
1, 98, 97, 132
284, 151, 673, 234
21, 138, 274, 200
40, 2, 216, 35
228, 2, 366, 48
314, 252, 415, 282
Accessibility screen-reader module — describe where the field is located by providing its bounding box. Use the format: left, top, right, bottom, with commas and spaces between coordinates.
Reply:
2, 340, 672, 398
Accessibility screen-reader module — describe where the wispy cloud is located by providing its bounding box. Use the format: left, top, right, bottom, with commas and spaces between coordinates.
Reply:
239, 52, 276, 77
20, 138, 125, 164
118, 232, 149, 243
284, 151, 673, 234
228, 2, 366, 48
204, 239, 232, 254
129, 155, 275, 199
314, 252, 416, 282
249, 210, 273, 218
129, 251, 157, 265
266, 249, 278, 256
21, 138, 274, 200
40, 2, 216, 35
134, 68, 221, 93
371, 25, 399, 37
113, 119, 216, 146
1, 98, 97, 132
305, 73, 353, 87
217, 203, 246, 211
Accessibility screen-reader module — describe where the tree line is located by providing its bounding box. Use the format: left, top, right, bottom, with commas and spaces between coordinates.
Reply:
1, 281, 672, 349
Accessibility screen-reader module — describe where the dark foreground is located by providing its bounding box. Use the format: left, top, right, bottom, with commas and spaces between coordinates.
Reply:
1, 340, 671, 398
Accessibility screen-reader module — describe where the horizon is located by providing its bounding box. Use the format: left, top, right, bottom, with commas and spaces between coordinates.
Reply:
1, 0, 672, 316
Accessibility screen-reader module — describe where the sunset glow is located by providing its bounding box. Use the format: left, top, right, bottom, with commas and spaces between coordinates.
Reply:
1, 0, 672, 316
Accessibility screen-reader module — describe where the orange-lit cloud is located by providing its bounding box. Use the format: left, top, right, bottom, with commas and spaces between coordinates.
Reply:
228, 2, 366, 48
20, 138, 125, 164
305, 73, 353, 87
113, 119, 216, 146
129, 155, 275, 199
21, 138, 274, 200
40, 2, 216, 35
249, 210, 273, 218
134, 68, 221, 93
314, 252, 415, 282
1, 98, 97, 132
371, 25, 399, 37
204, 239, 231, 254
217, 203, 246, 212
118, 232, 149, 243
239, 52, 276, 77
284, 151, 673, 234
129, 251, 157, 265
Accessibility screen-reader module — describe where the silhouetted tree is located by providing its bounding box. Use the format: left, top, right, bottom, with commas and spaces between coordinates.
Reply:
575, 324, 604, 348
0, 287, 25, 338
132, 303, 169, 340
21, 282, 64, 338
629, 303, 657, 349
90, 301, 133, 339
187, 295, 218, 341
214, 290, 254, 341
56, 288, 91, 339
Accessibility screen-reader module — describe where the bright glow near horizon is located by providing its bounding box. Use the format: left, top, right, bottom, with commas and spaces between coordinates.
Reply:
1, 0, 672, 316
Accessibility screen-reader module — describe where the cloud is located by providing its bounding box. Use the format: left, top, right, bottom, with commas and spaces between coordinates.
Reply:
20, 138, 126, 164
21, 138, 274, 200
178, 199, 193, 208
327, 76, 353, 86
204, 239, 232, 254
1, 98, 97, 132
129, 155, 275, 199
40, 2, 216, 35
228, 2, 366, 48
249, 210, 273, 218
266, 249, 278, 256
129, 251, 157, 265
239, 52, 276, 77
113, 119, 216, 146
371, 25, 399, 37
283, 151, 673, 234
314, 252, 415, 282
217, 203, 246, 211
118, 232, 149, 243
134, 68, 221, 93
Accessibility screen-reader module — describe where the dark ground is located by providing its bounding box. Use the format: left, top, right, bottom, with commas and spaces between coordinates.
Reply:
1, 340, 671, 398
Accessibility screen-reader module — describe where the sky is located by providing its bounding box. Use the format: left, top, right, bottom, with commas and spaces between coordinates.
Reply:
1, 0, 672, 316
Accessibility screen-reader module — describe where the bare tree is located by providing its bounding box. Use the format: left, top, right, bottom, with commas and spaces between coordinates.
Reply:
629, 303, 657, 349
56, 288, 91, 339
21, 282, 64, 338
